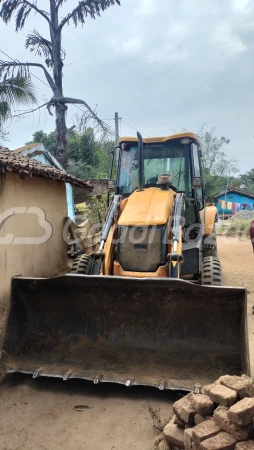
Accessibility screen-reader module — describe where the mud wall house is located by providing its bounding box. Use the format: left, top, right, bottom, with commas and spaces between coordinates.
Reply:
13, 143, 75, 219
0, 147, 92, 311
214, 189, 254, 218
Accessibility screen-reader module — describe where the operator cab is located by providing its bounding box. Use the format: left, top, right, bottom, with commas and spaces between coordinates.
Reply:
116, 133, 205, 226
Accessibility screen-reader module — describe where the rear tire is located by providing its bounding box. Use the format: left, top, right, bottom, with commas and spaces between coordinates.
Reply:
201, 256, 222, 286
71, 254, 92, 275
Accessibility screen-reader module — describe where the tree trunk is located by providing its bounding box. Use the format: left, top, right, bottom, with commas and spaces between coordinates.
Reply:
55, 101, 67, 169
49, 0, 67, 170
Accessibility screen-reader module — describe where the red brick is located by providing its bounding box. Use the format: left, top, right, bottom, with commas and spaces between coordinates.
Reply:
163, 420, 184, 448
173, 393, 195, 425
209, 385, 237, 407
199, 431, 237, 450
228, 397, 254, 426
219, 375, 252, 399
192, 420, 220, 446
213, 405, 254, 441
191, 394, 215, 415
235, 441, 254, 450
194, 413, 212, 425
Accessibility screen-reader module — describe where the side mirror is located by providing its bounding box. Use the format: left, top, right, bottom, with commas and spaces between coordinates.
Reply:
107, 179, 116, 191
192, 177, 202, 190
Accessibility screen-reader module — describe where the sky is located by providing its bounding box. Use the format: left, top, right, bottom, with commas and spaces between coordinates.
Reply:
0, 0, 254, 173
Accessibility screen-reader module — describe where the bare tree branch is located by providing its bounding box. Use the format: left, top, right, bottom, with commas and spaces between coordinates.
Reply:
53, 96, 110, 131
0, 61, 56, 92
12, 101, 49, 117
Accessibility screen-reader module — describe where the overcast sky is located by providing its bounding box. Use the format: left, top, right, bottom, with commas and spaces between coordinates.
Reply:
0, 0, 253, 173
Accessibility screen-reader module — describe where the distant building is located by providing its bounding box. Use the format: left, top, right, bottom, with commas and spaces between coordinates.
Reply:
214, 188, 254, 218
14, 143, 75, 219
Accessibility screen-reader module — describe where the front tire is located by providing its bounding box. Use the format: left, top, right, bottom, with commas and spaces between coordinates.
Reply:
71, 254, 92, 275
201, 256, 222, 286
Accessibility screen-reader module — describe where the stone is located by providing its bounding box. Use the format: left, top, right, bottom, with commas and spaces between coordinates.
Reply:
213, 405, 254, 441
184, 428, 194, 450
191, 394, 215, 415
158, 437, 170, 450
209, 385, 237, 407
219, 375, 253, 399
228, 397, 254, 426
194, 413, 212, 425
203, 383, 218, 396
199, 431, 237, 450
192, 420, 220, 447
235, 441, 254, 450
163, 420, 184, 448
173, 414, 185, 429
241, 374, 254, 396
173, 394, 195, 425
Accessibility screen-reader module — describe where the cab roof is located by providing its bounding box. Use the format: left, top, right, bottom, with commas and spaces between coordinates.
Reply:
118, 132, 200, 145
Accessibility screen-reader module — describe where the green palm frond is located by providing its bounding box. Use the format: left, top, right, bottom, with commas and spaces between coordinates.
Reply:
0, 75, 37, 122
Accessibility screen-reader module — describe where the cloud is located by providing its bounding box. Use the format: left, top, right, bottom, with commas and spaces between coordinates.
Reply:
1, 0, 254, 173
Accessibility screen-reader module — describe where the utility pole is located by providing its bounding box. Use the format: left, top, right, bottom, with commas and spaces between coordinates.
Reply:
114, 112, 120, 146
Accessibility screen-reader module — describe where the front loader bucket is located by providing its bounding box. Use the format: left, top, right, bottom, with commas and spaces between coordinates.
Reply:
1, 275, 250, 391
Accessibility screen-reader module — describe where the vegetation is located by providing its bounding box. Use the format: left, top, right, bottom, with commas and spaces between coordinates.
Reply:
216, 217, 254, 238
0, 0, 120, 168
26, 126, 114, 179
25, 125, 253, 204
196, 125, 254, 201
0, 75, 36, 123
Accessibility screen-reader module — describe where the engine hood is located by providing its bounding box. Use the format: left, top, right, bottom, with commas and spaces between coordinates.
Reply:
118, 187, 175, 226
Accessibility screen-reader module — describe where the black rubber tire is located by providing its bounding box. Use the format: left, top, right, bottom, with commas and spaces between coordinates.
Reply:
201, 256, 222, 286
203, 225, 218, 257
71, 254, 92, 275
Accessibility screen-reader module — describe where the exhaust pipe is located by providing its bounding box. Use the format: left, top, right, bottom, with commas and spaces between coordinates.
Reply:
137, 131, 144, 191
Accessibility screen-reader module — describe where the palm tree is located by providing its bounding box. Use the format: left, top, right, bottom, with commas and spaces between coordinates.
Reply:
0, 75, 36, 124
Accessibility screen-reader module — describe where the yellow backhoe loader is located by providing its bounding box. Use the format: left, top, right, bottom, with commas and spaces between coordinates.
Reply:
1, 132, 250, 391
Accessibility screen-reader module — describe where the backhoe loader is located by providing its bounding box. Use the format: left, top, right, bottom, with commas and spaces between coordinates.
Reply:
1, 132, 250, 391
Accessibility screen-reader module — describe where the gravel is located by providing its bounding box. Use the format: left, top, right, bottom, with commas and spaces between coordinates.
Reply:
229, 210, 254, 222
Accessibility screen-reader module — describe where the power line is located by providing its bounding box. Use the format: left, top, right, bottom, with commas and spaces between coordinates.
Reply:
0, 48, 116, 137
102, 117, 150, 138
120, 119, 150, 138
0, 49, 149, 139
0, 48, 50, 88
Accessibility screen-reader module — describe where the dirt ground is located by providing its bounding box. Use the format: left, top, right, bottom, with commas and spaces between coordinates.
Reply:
0, 236, 253, 450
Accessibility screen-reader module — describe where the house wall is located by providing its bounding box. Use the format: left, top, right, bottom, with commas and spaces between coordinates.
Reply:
16, 145, 75, 220
0, 171, 68, 308
215, 192, 254, 215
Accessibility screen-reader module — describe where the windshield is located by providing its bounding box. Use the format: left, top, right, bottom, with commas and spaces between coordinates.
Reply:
118, 141, 192, 195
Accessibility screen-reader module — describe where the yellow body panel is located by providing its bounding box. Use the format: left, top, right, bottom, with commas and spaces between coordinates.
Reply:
119, 132, 200, 145
117, 187, 174, 226
104, 223, 117, 275
205, 205, 218, 234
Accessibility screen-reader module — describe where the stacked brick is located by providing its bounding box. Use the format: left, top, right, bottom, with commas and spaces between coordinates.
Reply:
163, 375, 254, 450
